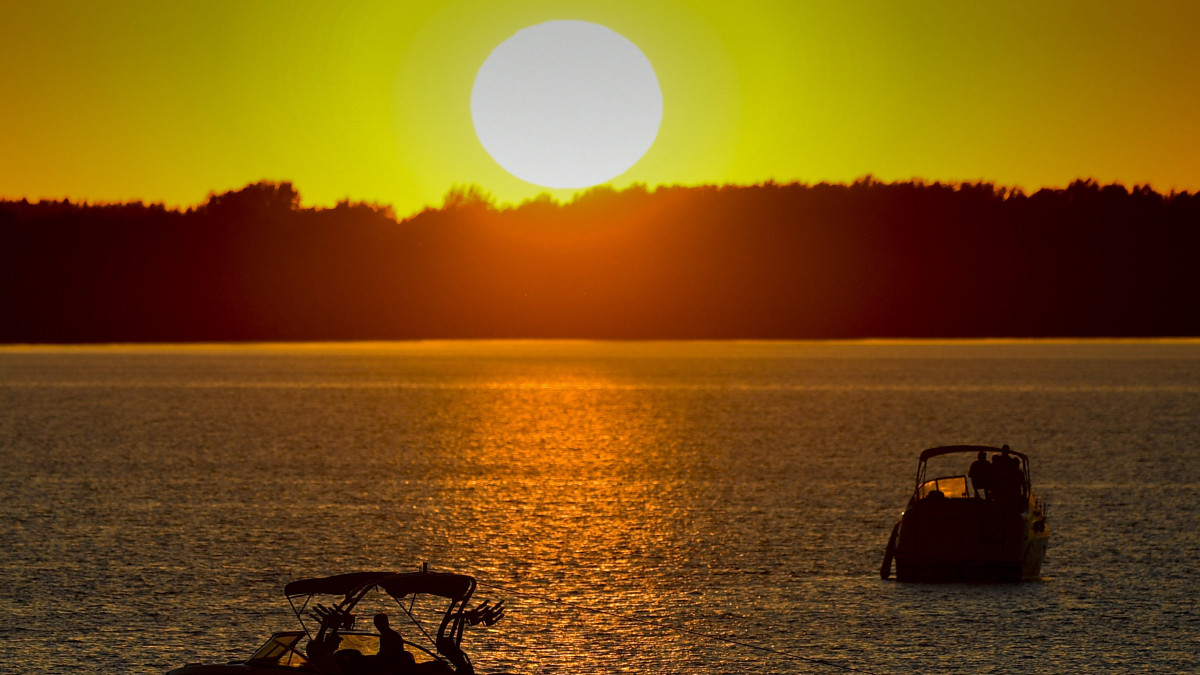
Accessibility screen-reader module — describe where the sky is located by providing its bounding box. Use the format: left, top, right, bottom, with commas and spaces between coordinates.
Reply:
3, 0, 1199, 217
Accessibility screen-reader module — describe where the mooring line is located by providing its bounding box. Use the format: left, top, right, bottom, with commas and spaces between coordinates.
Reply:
475, 581, 880, 675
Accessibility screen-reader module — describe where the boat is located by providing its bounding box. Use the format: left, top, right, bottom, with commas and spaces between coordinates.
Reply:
167, 567, 508, 675
880, 445, 1050, 582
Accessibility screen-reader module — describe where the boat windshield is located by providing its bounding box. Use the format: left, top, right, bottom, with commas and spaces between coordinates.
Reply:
248, 632, 309, 668
917, 475, 969, 500
247, 631, 395, 668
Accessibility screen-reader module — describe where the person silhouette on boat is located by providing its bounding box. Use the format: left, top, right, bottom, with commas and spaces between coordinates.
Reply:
374, 612, 415, 674
992, 445, 1024, 510
990, 451, 1013, 501
969, 450, 993, 499
1006, 450, 1025, 498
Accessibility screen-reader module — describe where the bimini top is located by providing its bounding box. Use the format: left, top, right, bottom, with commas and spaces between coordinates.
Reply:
284, 571, 476, 603
919, 445, 1029, 463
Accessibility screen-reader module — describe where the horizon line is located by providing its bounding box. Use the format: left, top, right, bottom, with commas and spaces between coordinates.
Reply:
4, 337, 1200, 352
3, 175, 1194, 221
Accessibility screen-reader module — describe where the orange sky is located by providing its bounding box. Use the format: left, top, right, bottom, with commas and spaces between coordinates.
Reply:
2, 0, 1199, 216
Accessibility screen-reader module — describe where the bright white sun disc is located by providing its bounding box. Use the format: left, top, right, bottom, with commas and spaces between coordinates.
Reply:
471, 21, 663, 189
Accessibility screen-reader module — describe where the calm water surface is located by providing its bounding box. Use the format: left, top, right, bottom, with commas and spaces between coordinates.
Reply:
1, 341, 1198, 674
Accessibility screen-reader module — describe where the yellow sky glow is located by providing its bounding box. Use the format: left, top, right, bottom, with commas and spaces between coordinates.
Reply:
2, 0, 1198, 216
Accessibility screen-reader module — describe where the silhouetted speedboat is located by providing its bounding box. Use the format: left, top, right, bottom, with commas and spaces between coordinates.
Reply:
880, 445, 1050, 582
167, 568, 508, 675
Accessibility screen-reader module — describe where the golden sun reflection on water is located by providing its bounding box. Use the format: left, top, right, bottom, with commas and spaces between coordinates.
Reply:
448, 368, 684, 530
420, 367, 720, 668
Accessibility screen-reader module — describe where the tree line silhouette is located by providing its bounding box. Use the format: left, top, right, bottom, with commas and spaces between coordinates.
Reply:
1, 178, 1198, 341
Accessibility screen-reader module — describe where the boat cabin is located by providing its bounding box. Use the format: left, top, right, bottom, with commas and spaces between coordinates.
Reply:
908, 444, 1030, 508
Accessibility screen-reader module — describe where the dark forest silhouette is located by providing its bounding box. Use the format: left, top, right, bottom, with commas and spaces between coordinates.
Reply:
2, 178, 1198, 341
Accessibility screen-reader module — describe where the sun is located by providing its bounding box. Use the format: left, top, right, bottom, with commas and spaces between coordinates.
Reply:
471, 20, 663, 190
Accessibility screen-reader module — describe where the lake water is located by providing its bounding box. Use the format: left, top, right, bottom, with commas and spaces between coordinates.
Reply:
1, 340, 1198, 674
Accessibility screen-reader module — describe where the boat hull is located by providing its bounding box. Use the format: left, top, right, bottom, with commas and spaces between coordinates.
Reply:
891, 496, 1049, 582
167, 666, 305, 675
167, 659, 456, 675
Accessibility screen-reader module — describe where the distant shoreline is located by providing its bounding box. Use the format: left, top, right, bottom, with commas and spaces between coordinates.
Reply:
4, 179, 1198, 343
4, 337, 1200, 351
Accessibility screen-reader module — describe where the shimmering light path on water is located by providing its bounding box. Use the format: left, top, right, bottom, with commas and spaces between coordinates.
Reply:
1, 341, 1198, 673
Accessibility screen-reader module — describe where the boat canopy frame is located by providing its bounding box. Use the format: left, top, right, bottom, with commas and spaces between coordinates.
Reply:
914, 445, 1031, 497
284, 569, 479, 671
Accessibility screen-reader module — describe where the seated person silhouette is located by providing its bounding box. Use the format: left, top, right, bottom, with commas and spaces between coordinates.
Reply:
374, 613, 416, 674
968, 451, 992, 499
